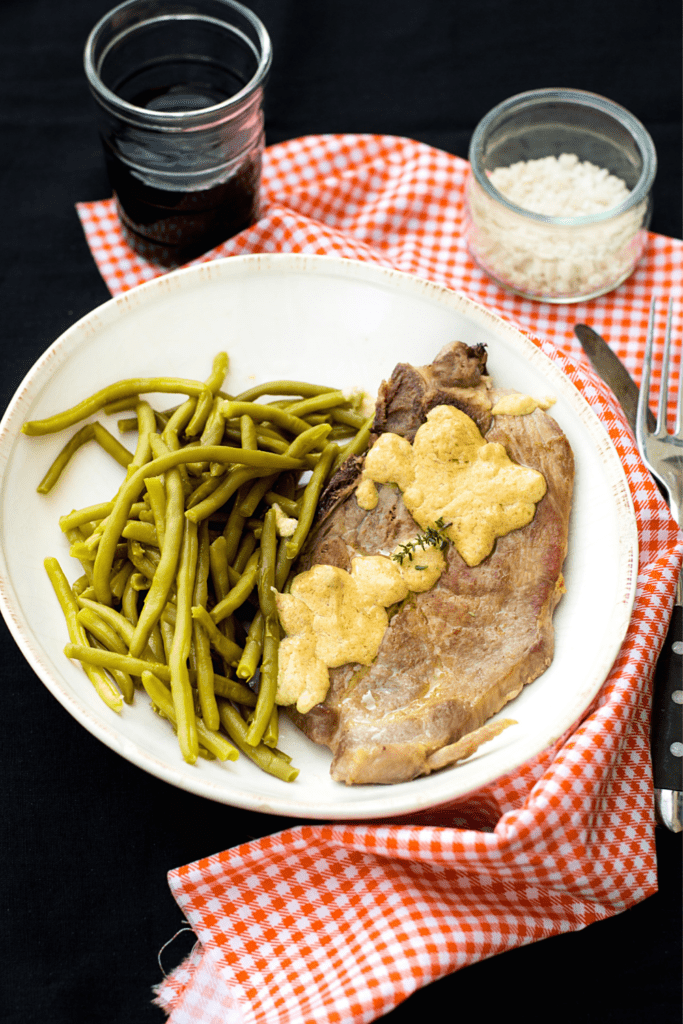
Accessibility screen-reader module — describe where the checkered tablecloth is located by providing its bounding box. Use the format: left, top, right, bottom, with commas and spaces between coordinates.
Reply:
77, 134, 683, 1024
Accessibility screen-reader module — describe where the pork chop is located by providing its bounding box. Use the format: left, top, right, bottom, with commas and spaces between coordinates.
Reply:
286, 341, 574, 784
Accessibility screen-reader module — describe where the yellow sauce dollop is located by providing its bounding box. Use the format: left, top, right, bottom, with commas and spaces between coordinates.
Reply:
275, 543, 445, 713
356, 404, 546, 567
490, 393, 555, 416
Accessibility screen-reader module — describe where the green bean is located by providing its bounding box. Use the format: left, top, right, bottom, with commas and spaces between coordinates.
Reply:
185, 353, 229, 437
210, 549, 260, 624
185, 390, 213, 438
160, 399, 196, 494
76, 607, 135, 704
249, 704, 278, 749
126, 401, 157, 476
45, 558, 123, 713
184, 465, 273, 525
104, 396, 140, 416
91, 423, 135, 469
141, 671, 237, 762
257, 508, 278, 621
128, 462, 184, 656
190, 606, 243, 665
222, 482, 250, 563
200, 397, 228, 447
64, 642, 167, 680
285, 390, 347, 418
192, 520, 219, 731
160, 617, 174, 662
208, 535, 231, 603
144, 476, 166, 551
327, 424, 358, 441
69, 540, 96, 563
129, 572, 150, 593
79, 595, 137, 645
331, 414, 374, 474
264, 491, 300, 517
238, 472, 278, 518
236, 609, 264, 680
240, 413, 258, 451
41, 426, 127, 499
117, 417, 138, 433
63, 528, 95, 585
228, 428, 320, 469
37, 425, 95, 494
274, 535, 296, 592
59, 502, 114, 532
127, 539, 158, 581
245, 519, 263, 539
91, 442, 302, 605
23, 378, 212, 437
147, 621, 165, 664
186, 471, 226, 509
216, 700, 296, 778
161, 398, 195, 446
217, 700, 298, 781
205, 352, 230, 393
285, 443, 337, 560
121, 521, 158, 546
233, 380, 336, 403
72, 575, 91, 598
232, 530, 257, 574
110, 560, 134, 601
219, 400, 313, 439
246, 614, 280, 747
168, 517, 199, 764
88, 636, 136, 704
210, 673, 257, 706
266, 705, 279, 748
331, 407, 366, 429
284, 422, 331, 459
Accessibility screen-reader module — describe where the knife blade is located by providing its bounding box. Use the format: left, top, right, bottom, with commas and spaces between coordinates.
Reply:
574, 323, 656, 433
574, 323, 682, 832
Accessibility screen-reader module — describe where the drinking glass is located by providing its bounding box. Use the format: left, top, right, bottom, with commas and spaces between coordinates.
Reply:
84, 0, 272, 267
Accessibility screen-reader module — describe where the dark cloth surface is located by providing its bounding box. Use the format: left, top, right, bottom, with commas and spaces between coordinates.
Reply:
1, 2, 681, 1022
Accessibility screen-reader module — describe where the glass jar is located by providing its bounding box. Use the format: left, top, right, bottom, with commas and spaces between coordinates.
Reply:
464, 88, 657, 303
84, 0, 272, 267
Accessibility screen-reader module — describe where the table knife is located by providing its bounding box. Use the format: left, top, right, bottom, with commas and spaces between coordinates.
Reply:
575, 323, 682, 832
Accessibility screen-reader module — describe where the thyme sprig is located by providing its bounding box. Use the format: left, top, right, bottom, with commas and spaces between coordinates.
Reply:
392, 517, 452, 565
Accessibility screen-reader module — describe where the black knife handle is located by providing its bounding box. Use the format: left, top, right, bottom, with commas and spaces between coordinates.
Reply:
651, 603, 682, 792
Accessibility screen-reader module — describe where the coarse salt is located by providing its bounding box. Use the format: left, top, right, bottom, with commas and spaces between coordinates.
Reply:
465, 153, 648, 300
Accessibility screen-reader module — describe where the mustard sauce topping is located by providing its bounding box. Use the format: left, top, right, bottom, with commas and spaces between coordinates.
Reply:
490, 393, 555, 416
275, 543, 445, 713
357, 404, 546, 567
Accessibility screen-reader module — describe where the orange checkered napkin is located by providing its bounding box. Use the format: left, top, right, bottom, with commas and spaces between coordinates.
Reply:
77, 135, 683, 1024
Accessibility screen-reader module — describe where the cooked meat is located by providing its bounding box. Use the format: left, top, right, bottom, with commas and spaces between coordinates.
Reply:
287, 341, 574, 785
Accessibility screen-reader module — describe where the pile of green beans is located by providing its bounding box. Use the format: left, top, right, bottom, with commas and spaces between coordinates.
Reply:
26, 354, 373, 781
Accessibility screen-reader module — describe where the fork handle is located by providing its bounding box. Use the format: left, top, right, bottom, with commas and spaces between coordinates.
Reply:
651, 597, 682, 830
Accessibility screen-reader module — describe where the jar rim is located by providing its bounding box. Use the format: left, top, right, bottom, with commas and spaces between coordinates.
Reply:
467, 87, 657, 226
84, 0, 272, 131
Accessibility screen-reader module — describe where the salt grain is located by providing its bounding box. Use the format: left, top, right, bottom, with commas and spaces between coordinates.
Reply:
465, 153, 648, 300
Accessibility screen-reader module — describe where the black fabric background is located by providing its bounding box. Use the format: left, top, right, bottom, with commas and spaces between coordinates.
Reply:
1, 2, 681, 1022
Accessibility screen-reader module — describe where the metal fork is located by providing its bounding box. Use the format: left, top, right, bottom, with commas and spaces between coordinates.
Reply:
635, 296, 682, 833
636, 297, 683, 521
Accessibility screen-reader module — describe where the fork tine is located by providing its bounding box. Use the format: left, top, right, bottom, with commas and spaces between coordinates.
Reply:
674, 302, 683, 440
656, 297, 674, 436
636, 296, 656, 447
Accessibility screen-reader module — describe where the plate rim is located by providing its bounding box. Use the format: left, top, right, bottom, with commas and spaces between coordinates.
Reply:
0, 253, 639, 819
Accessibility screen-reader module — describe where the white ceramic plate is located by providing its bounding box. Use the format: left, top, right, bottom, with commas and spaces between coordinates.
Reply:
0, 254, 638, 820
